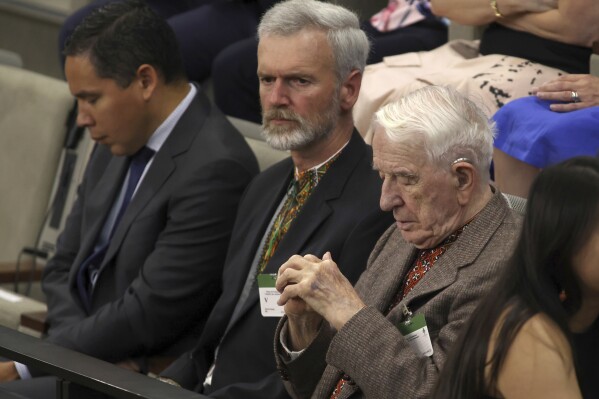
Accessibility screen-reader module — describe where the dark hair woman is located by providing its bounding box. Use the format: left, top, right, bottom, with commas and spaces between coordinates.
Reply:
432, 156, 599, 399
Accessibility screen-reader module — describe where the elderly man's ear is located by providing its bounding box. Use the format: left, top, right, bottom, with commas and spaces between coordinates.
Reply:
452, 161, 476, 205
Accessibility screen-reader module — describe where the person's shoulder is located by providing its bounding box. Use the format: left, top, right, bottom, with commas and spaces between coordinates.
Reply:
483, 191, 524, 249
491, 312, 581, 398
241, 156, 293, 193
253, 156, 293, 179
491, 311, 571, 367
517, 313, 572, 359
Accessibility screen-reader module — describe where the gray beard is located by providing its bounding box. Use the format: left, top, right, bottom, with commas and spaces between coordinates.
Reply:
262, 124, 331, 151
261, 103, 338, 151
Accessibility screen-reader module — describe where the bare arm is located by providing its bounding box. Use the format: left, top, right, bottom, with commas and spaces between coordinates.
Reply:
492, 314, 582, 399
430, 0, 557, 25
499, 0, 598, 47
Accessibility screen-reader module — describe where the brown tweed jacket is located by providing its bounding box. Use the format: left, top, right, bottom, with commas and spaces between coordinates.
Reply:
274, 188, 522, 399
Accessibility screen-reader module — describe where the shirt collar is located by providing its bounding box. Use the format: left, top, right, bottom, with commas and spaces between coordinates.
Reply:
293, 139, 350, 182
145, 83, 197, 153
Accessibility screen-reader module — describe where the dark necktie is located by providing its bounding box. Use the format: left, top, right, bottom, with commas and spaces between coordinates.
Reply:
76, 146, 155, 312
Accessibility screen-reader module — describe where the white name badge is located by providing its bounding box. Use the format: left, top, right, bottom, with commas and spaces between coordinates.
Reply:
257, 273, 285, 317
398, 313, 434, 358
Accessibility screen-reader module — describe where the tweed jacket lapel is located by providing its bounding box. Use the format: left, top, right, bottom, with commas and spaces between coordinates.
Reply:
397, 187, 508, 309
359, 227, 418, 315
319, 227, 418, 399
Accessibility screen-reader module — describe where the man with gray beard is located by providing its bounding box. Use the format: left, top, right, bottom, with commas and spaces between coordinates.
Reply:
157, 1, 393, 398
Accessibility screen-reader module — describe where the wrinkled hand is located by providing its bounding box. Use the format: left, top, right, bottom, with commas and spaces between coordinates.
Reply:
533, 74, 599, 112
0, 361, 19, 382
276, 252, 365, 332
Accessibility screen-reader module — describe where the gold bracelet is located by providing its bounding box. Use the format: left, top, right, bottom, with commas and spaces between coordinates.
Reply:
490, 0, 503, 17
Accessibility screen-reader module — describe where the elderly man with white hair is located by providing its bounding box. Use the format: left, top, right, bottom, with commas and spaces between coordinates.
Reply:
274, 86, 523, 399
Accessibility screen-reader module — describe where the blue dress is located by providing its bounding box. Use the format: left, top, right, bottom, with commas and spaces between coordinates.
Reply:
493, 96, 599, 168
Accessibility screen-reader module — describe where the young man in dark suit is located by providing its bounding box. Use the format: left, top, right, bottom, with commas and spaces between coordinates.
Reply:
0, 1, 258, 395
158, 1, 393, 398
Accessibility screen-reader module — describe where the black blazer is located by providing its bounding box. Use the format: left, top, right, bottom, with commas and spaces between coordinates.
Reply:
162, 131, 393, 398
40, 87, 259, 370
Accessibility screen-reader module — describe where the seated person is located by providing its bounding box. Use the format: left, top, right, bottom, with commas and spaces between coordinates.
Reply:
212, 0, 448, 124
353, 0, 599, 141
156, 1, 393, 398
494, 74, 599, 197
433, 156, 599, 399
0, 1, 258, 397
273, 86, 523, 399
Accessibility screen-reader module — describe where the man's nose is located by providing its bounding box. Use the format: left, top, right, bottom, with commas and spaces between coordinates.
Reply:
379, 179, 404, 212
267, 79, 290, 107
76, 104, 93, 127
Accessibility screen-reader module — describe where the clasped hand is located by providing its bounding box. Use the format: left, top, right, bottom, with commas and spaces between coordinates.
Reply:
276, 253, 365, 334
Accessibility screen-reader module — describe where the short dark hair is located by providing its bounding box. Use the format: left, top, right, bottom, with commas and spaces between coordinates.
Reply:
432, 156, 599, 398
64, 0, 186, 87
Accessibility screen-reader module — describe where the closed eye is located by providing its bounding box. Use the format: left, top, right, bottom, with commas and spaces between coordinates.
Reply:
292, 77, 310, 85
259, 76, 275, 85
379, 172, 418, 185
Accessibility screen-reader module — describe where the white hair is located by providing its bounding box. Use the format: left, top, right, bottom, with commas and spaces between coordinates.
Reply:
374, 86, 496, 178
258, 0, 370, 83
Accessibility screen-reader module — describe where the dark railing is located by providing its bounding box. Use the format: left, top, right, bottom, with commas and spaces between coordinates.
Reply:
0, 325, 207, 399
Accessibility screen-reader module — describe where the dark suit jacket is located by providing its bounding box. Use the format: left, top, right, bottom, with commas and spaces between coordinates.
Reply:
40, 88, 259, 370
275, 188, 523, 399
161, 131, 394, 398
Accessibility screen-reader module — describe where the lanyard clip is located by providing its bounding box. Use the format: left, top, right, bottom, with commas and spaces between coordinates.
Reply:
402, 304, 413, 325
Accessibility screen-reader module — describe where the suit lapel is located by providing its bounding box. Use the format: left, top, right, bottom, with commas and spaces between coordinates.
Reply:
104, 153, 176, 264
266, 130, 367, 275
239, 161, 294, 276
99, 87, 210, 272
232, 131, 367, 323
366, 235, 418, 314
72, 154, 128, 279
219, 161, 293, 332
317, 230, 417, 399
397, 188, 508, 310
